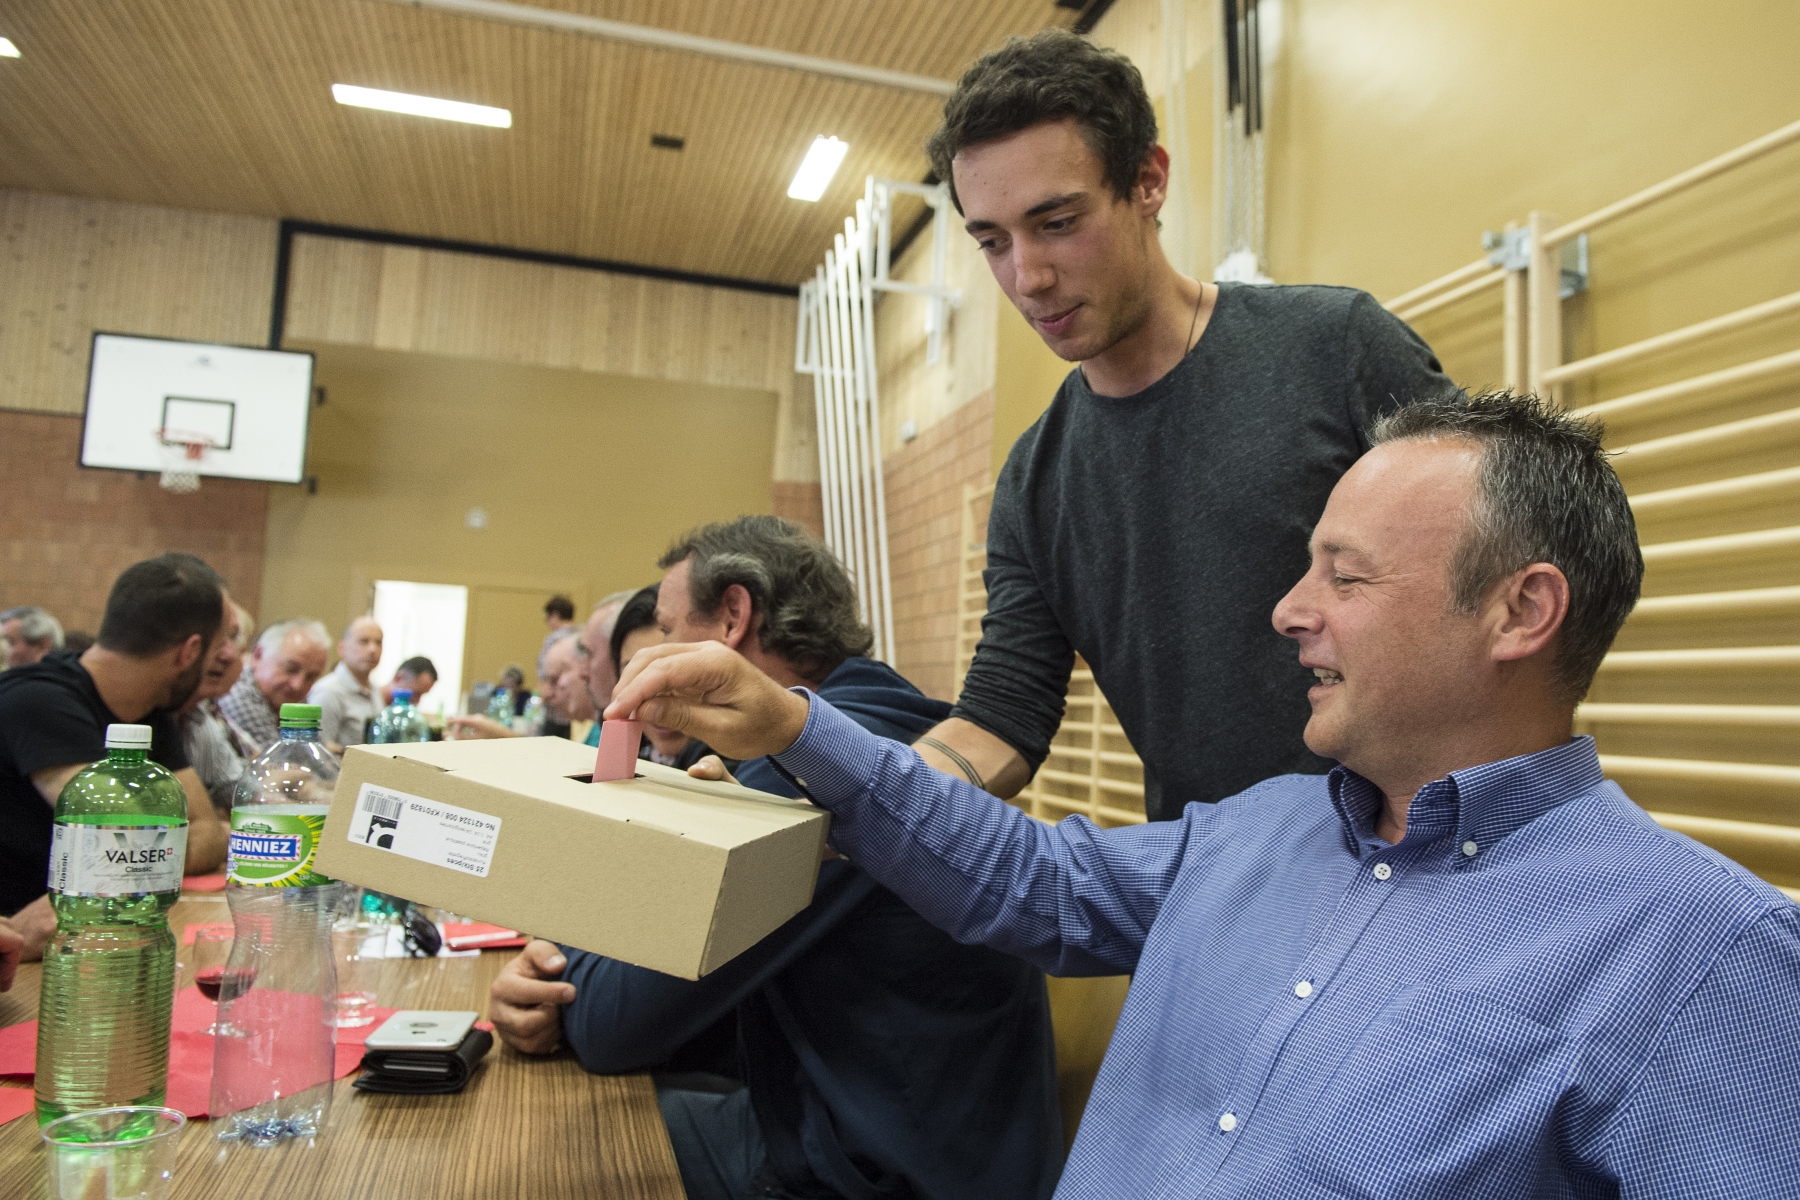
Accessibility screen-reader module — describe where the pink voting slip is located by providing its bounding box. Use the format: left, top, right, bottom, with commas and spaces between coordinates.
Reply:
592, 720, 643, 782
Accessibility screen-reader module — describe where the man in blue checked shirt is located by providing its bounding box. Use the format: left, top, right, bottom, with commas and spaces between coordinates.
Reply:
609, 391, 1800, 1197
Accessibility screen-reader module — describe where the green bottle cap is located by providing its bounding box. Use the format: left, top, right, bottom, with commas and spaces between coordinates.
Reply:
279, 703, 323, 726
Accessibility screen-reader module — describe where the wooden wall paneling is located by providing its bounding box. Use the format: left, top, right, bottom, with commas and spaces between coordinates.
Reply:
280, 232, 802, 396
0, 190, 274, 414
283, 234, 384, 346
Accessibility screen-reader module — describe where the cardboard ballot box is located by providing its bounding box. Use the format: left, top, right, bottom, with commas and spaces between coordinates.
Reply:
315, 737, 829, 979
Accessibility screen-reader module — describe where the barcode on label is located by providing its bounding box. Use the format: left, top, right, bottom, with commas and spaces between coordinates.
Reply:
359, 790, 404, 820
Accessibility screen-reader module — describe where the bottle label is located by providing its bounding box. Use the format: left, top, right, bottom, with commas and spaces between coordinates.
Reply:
48, 821, 188, 897
228, 809, 331, 887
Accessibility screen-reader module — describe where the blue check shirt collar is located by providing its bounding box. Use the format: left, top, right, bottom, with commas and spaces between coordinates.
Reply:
1327, 735, 1605, 861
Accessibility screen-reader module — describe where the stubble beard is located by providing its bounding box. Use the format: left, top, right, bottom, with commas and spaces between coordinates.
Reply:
165, 655, 207, 712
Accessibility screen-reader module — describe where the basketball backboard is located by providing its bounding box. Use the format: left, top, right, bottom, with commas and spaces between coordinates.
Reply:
81, 333, 315, 485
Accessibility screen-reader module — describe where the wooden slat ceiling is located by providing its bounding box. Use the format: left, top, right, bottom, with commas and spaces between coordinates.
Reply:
0, 0, 1080, 287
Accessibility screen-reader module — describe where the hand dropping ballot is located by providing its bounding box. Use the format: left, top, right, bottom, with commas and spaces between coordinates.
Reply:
316, 733, 827, 979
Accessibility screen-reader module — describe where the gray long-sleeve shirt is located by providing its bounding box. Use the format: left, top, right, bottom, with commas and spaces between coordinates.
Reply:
950, 283, 1454, 820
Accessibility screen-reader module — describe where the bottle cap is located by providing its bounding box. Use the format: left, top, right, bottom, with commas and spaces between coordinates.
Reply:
279, 703, 323, 726
392, 689, 413, 703
105, 723, 154, 749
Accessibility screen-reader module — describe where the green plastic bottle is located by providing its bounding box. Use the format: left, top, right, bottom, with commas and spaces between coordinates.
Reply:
35, 723, 188, 1127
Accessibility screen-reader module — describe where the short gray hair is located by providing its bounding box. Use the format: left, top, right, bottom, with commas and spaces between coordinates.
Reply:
257, 618, 330, 657
1369, 390, 1643, 702
1, 606, 63, 649
660, 515, 873, 681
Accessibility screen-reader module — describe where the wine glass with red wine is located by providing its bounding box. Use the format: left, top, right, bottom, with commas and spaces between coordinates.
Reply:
191, 926, 250, 1034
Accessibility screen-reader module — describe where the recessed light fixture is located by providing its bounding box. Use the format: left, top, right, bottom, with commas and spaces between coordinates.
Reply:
331, 83, 511, 129
787, 136, 849, 202
0, 37, 20, 58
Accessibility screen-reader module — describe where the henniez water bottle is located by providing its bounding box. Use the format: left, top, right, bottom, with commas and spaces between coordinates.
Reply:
35, 724, 188, 1125
212, 703, 342, 1146
370, 689, 431, 743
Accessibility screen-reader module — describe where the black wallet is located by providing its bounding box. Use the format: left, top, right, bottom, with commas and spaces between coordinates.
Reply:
354, 1027, 494, 1095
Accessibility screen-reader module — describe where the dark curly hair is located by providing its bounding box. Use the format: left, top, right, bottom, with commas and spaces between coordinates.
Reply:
659, 516, 872, 682
1370, 390, 1643, 703
927, 28, 1158, 213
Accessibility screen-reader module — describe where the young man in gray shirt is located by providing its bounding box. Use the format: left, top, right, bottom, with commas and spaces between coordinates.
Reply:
915, 31, 1455, 819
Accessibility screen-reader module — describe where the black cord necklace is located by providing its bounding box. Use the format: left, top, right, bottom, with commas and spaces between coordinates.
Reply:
1183, 281, 1205, 355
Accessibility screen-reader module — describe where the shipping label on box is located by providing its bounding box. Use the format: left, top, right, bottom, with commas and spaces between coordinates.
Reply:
316, 737, 828, 979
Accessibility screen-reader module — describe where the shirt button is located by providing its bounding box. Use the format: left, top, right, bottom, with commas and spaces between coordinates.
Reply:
1462, 840, 1479, 857
1373, 862, 1392, 880
1294, 980, 1313, 998
1218, 1112, 1238, 1133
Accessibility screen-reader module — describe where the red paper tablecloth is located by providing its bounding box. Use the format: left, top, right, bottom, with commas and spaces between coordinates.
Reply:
0, 988, 398, 1124
0, 1088, 33, 1126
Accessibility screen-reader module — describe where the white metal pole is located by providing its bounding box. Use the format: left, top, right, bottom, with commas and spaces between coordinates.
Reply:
847, 204, 891, 658
825, 241, 870, 625
835, 236, 875, 632
800, 283, 841, 552
856, 225, 898, 662
815, 265, 848, 563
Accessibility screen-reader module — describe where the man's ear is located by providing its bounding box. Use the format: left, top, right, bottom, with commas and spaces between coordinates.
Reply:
1133, 145, 1172, 219
1489, 562, 1570, 666
172, 632, 205, 673
716, 584, 757, 652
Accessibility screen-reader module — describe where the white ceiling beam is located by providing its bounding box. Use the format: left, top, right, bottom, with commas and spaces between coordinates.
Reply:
368, 0, 958, 96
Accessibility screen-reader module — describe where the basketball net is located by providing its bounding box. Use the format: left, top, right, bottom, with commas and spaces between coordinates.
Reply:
153, 428, 215, 494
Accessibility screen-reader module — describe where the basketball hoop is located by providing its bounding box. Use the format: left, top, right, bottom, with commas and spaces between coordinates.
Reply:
153, 428, 216, 494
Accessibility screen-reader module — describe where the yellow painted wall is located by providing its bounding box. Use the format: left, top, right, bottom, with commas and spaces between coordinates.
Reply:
260, 342, 779, 686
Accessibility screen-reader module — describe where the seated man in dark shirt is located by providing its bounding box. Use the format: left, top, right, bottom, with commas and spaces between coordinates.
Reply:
0, 553, 233, 957
491, 516, 1064, 1200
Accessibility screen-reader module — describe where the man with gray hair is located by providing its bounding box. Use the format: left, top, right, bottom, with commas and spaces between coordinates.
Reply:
610, 394, 1800, 1196
219, 618, 330, 755
2, 606, 64, 669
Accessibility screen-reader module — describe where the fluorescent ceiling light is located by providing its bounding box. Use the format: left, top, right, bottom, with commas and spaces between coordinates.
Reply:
0, 37, 20, 57
787, 136, 849, 202
331, 83, 511, 128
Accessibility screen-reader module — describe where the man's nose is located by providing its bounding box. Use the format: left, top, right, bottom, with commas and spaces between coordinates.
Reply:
1012, 244, 1055, 296
1271, 576, 1319, 640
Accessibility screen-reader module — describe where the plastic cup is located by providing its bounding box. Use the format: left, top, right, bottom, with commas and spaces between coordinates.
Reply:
40, 1106, 185, 1200
331, 893, 384, 1028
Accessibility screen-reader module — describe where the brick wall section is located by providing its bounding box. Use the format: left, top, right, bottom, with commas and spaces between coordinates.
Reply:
1, 410, 269, 637
883, 392, 994, 702
770, 481, 824, 540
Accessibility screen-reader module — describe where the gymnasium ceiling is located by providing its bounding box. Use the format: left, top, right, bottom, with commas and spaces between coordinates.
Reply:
0, 0, 1087, 289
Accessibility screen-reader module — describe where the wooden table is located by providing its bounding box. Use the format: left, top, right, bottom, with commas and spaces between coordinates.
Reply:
0, 894, 686, 1200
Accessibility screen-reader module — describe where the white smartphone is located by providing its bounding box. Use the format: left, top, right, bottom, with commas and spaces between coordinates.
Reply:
364, 1010, 479, 1051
